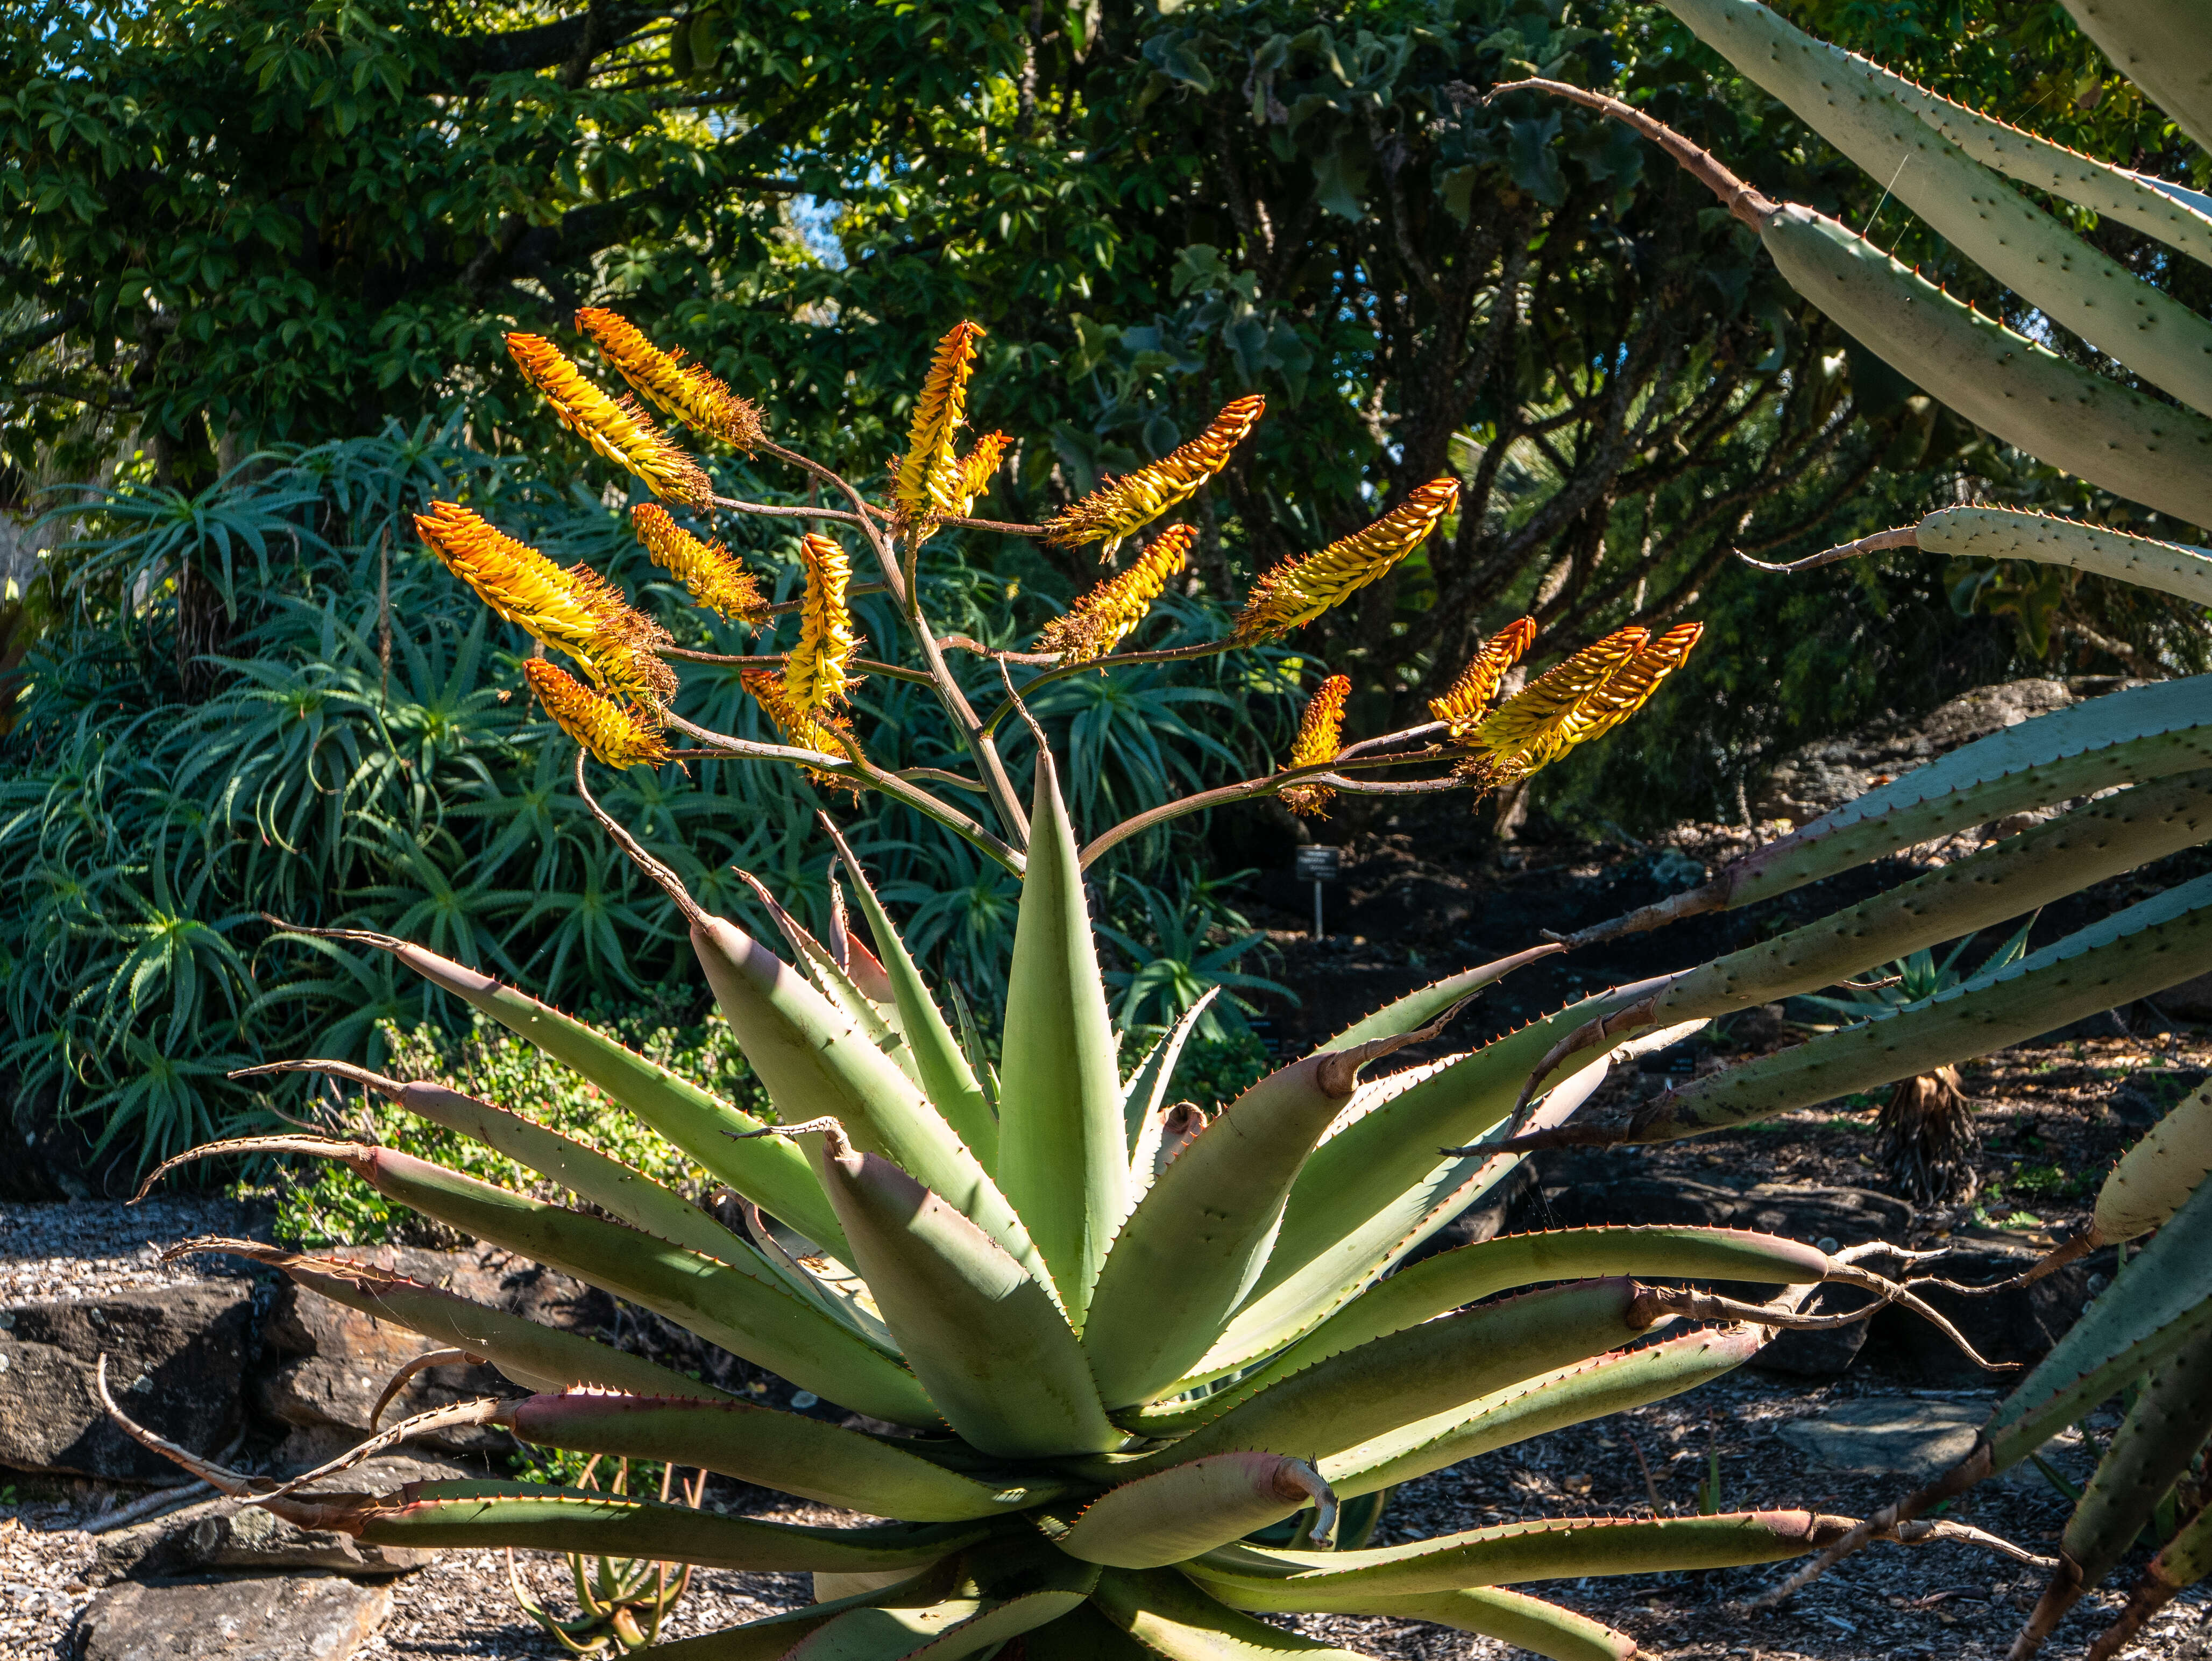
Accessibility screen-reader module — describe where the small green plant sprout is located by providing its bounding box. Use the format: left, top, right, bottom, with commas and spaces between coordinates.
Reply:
509, 1456, 707, 1655
1474, 5, 2212, 1650
95, 315, 2032, 1658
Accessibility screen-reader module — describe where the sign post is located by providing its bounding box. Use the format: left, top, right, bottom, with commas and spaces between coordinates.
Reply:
1294, 844, 1340, 941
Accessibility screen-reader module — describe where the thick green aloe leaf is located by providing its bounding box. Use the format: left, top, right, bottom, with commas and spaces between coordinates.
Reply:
1310, 943, 1562, 1056
187, 1237, 732, 1401
1646, 769, 2212, 1026
785, 1566, 1098, 1660
821, 820, 998, 1169
996, 753, 1129, 1323
2051, 1325, 2212, 1614
350, 1480, 989, 1572
1121, 985, 1219, 1151
1020, 1605, 1155, 1659
1759, 203, 2212, 524
1084, 1054, 1359, 1406
1090, 1568, 1370, 1658
1981, 1176, 2212, 1475
1185, 1045, 1624, 1388
2096, 1078, 2212, 1241
1107, 1279, 1655, 1474
336, 927, 846, 1254
1667, 0, 2212, 414
1189, 1227, 1823, 1428
2059, 0, 2212, 152
1323, 1325, 1766, 1499
353, 1144, 936, 1427
1056, 1453, 1325, 1568
735, 867, 923, 1092
1635, 872, 2212, 1142
1186, 1510, 1854, 1604
507, 1393, 1064, 1522
329, 1066, 756, 1267
645, 1564, 961, 1660
1917, 509, 2212, 609
1273, 1588, 1635, 1661
812, 1134, 1122, 1457
690, 913, 1044, 1286
1582, 679, 2212, 944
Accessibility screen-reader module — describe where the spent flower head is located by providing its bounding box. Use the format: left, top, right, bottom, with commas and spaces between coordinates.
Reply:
1034, 525, 1194, 663
1280, 672, 1351, 818
525, 658, 671, 770
507, 332, 713, 509
1232, 477, 1459, 644
577, 308, 765, 452
632, 505, 769, 627
1044, 396, 1263, 553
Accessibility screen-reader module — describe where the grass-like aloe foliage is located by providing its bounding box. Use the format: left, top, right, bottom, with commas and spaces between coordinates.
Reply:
1471, 3, 2212, 1652
94, 313, 2041, 1657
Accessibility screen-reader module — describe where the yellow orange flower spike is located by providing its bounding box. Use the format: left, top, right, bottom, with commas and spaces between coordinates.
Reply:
1464, 620, 1701, 783
525, 658, 670, 770
1429, 617, 1538, 735
576, 308, 765, 452
784, 533, 859, 716
1044, 396, 1264, 553
742, 669, 862, 793
1232, 477, 1459, 644
632, 505, 770, 627
1034, 524, 1195, 663
895, 323, 987, 522
415, 502, 675, 710
949, 431, 1011, 519
1560, 622, 1704, 748
507, 332, 713, 509
1280, 673, 1351, 818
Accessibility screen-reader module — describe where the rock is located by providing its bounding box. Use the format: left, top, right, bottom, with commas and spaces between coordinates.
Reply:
1779, 1396, 2091, 1489
0, 1283, 254, 1481
1863, 1236, 2115, 1381
71, 1574, 391, 1660
257, 1243, 612, 1455
1733, 1183, 1914, 1246
2153, 973, 2212, 1024
1752, 679, 2081, 826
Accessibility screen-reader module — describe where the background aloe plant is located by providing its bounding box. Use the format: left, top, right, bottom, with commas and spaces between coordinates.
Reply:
1462, 2, 2212, 1651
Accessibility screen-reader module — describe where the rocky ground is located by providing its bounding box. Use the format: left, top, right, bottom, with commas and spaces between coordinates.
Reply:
6, 676, 2212, 1659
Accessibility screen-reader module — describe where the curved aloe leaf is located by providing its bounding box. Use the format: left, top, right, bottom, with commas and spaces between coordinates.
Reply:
1109, 1278, 1657, 1474
186, 1237, 734, 1401
1648, 768, 2212, 1025
785, 1550, 1098, 1661
1084, 1054, 1362, 1406
690, 912, 1044, 1286
1090, 1567, 1370, 1659
1666, 0, 2212, 414
810, 1132, 1122, 1457
1635, 872, 2212, 1142
1916, 508, 2212, 609
2058, 0, 2212, 152
1187, 1046, 1622, 1387
996, 752, 1128, 1322
2096, 1077, 2212, 1241
1277, 1588, 1634, 1661
1121, 985, 1220, 1151
1323, 1324, 1767, 1499
1057, 1453, 1328, 1568
317, 1064, 755, 1267
735, 866, 921, 1092
1759, 203, 2212, 525
332, 1141, 936, 1426
644, 1563, 961, 1660
1188, 1510, 1854, 1604
1190, 1227, 1824, 1429
506, 1392, 1066, 1522
821, 819, 997, 1168
347, 1480, 989, 1572
332, 927, 846, 1254
1310, 943, 1563, 1056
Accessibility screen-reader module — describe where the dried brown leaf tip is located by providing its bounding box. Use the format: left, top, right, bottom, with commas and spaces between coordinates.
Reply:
1232, 477, 1458, 644
524, 658, 669, 770
1034, 524, 1195, 663
632, 505, 770, 626
576, 308, 765, 452
1044, 396, 1265, 554
507, 332, 713, 509
1280, 673, 1351, 818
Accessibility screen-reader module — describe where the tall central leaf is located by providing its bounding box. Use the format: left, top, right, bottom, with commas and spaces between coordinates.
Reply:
996, 752, 1128, 1324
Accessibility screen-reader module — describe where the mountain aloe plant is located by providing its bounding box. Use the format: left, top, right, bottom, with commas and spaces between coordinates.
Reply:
92, 313, 2037, 1657
1475, 3, 2212, 1651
